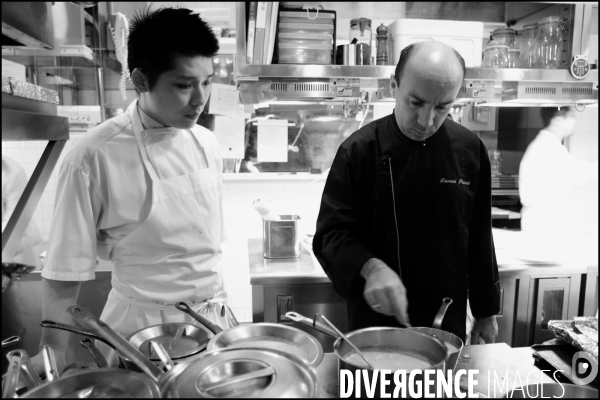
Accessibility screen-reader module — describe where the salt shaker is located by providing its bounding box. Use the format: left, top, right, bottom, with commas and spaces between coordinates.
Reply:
376, 24, 388, 65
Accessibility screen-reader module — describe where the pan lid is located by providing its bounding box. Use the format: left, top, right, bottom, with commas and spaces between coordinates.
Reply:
159, 348, 317, 398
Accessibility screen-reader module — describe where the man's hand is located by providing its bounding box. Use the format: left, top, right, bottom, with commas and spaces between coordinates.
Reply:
360, 258, 411, 327
470, 315, 498, 344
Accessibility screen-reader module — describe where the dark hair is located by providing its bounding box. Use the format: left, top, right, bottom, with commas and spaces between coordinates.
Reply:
394, 42, 466, 85
540, 106, 572, 127
128, 7, 219, 90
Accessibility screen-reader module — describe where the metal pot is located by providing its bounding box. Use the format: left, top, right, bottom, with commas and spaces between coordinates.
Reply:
408, 297, 464, 371
286, 312, 449, 397
176, 301, 325, 367
67, 304, 319, 398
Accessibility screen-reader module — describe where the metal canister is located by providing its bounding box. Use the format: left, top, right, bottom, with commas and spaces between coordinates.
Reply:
355, 42, 371, 65
336, 44, 356, 65
263, 215, 301, 258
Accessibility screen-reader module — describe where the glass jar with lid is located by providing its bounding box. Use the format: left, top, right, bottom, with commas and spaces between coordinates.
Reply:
519, 23, 537, 68
482, 44, 509, 68
534, 16, 566, 69
507, 48, 521, 68
350, 18, 372, 44
491, 28, 517, 48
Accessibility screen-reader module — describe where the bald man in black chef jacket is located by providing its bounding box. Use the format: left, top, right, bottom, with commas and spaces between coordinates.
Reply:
313, 41, 500, 344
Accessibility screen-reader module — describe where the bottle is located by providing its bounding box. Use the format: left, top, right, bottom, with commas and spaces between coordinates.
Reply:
534, 16, 566, 69
376, 24, 389, 65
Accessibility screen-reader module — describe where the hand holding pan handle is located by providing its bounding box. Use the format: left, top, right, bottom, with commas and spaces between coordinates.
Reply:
175, 302, 223, 335
433, 298, 453, 330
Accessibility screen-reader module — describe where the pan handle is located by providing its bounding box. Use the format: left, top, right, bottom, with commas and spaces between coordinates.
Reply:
2, 350, 22, 398
150, 341, 175, 372
67, 305, 163, 383
175, 302, 223, 335
224, 305, 239, 327
42, 345, 59, 382
80, 338, 109, 369
7, 349, 43, 390
2, 336, 20, 348
285, 311, 341, 339
433, 298, 453, 330
40, 320, 116, 350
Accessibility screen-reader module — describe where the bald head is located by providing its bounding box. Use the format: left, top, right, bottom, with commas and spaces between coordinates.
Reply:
394, 41, 465, 86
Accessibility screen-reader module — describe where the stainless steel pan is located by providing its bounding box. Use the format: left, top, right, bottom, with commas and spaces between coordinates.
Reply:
176, 301, 325, 367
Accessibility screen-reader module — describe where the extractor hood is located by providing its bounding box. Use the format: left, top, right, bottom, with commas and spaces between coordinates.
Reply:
2, 2, 54, 49
2, 2, 93, 60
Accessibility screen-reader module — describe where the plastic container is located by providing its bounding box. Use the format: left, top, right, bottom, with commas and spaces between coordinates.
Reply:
534, 16, 566, 69
278, 42, 333, 64
263, 215, 301, 259
482, 44, 509, 68
387, 19, 484, 67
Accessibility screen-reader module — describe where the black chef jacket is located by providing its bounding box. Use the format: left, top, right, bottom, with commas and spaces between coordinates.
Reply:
313, 112, 500, 342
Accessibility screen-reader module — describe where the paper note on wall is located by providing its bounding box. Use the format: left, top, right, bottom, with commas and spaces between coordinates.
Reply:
214, 115, 246, 159
257, 120, 288, 162
209, 83, 244, 117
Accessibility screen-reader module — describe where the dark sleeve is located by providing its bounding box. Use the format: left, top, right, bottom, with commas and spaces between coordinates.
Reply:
313, 145, 376, 300
467, 140, 501, 318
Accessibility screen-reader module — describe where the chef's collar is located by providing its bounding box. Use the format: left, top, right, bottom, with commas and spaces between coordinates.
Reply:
137, 104, 166, 130
537, 129, 563, 144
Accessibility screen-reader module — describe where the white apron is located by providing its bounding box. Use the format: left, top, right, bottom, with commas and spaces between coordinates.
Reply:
97, 100, 229, 367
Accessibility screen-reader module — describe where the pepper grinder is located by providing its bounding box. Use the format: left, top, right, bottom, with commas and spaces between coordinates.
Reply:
376, 24, 389, 65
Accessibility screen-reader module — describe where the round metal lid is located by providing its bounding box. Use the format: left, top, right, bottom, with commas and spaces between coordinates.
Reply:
159, 348, 318, 398
205, 323, 324, 367
491, 28, 516, 36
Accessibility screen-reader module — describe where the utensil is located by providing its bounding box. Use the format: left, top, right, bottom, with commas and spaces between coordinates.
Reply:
8, 349, 43, 390
2, 335, 20, 348
41, 320, 115, 349
317, 313, 374, 369
80, 338, 109, 369
150, 341, 175, 372
43, 345, 60, 382
505, 383, 598, 398
224, 305, 239, 327
175, 301, 223, 334
67, 305, 163, 383
156, 326, 183, 371
2, 350, 22, 398
433, 297, 453, 329
203, 366, 275, 393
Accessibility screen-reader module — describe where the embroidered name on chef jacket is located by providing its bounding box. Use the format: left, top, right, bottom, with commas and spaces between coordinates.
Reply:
440, 178, 471, 185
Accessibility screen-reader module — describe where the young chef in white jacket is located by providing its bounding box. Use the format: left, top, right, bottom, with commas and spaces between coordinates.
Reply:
33, 8, 230, 370
519, 106, 598, 262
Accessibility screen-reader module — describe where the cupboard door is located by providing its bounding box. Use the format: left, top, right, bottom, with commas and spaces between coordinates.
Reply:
533, 278, 570, 344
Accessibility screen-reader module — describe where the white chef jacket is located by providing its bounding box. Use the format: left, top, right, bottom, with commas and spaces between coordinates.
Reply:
42, 106, 227, 285
519, 129, 597, 256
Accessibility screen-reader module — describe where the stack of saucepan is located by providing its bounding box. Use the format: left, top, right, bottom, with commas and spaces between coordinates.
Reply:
5, 302, 322, 398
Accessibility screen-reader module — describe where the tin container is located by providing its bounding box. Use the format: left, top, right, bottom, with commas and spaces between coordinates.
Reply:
336, 44, 356, 65
263, 215, 301, 259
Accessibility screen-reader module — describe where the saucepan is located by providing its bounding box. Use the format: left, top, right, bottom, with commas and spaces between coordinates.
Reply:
286, 311, 449, 397
66, 305, 319, 398
176, 301, 325, 367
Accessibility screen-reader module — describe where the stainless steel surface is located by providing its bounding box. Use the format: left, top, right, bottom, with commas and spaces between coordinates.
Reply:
1, 109, 69, 141
263, 215, 301, 259
2, 91, 57, 115
583, 266, 598, 317
175, 302, 223, 335
149, 341, 174, 372
432, 297, 453, 329
285, 312, 340, 339
408, 327, 464, 371
158, 348, 318, 398
1, 2, 54, 49
505, 383, 598, 398
2, 350, 21, 398
1, 336, 20, 348
42, 345, 59, 382
9, 349, 43, 390
317, 314, 373, 369
80, 338, 109, 369
203, 366, 275, 393
95, 66, 106, 122
67, 305, 163, 383
126, 322, 211, 361
157, 327, 183, 371
41, 320, 114, 349
336, 44, 356, 66
225, 305, 239, 327
206, 323, 325, 368
20, 368, 161, 398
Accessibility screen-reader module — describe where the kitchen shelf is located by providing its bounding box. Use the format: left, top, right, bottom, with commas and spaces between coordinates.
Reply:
236, 64, 598, 83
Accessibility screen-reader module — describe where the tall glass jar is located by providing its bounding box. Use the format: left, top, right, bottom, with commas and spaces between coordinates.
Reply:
534, 16, 566, 69
491, 28, 517, 48
507, 48, 521, 68
482, 44, 509, 68
350, 18, 372, 44
519, 23, 537, 68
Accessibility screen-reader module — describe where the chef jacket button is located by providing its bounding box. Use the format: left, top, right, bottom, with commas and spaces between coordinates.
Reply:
422, 142, 426, 147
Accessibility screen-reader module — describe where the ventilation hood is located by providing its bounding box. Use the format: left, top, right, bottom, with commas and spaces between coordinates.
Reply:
2, 2, 54, 49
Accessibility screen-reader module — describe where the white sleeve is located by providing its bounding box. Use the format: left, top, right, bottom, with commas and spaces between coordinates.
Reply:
41, 162, 101, 281
563, 149, 598, 186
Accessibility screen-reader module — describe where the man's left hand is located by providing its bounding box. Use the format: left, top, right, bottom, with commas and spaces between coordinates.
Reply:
470, 315, 498, 344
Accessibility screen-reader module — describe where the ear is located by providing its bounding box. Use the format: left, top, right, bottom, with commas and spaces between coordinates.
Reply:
131, 68, 150, 93
389, 73, 398, 97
